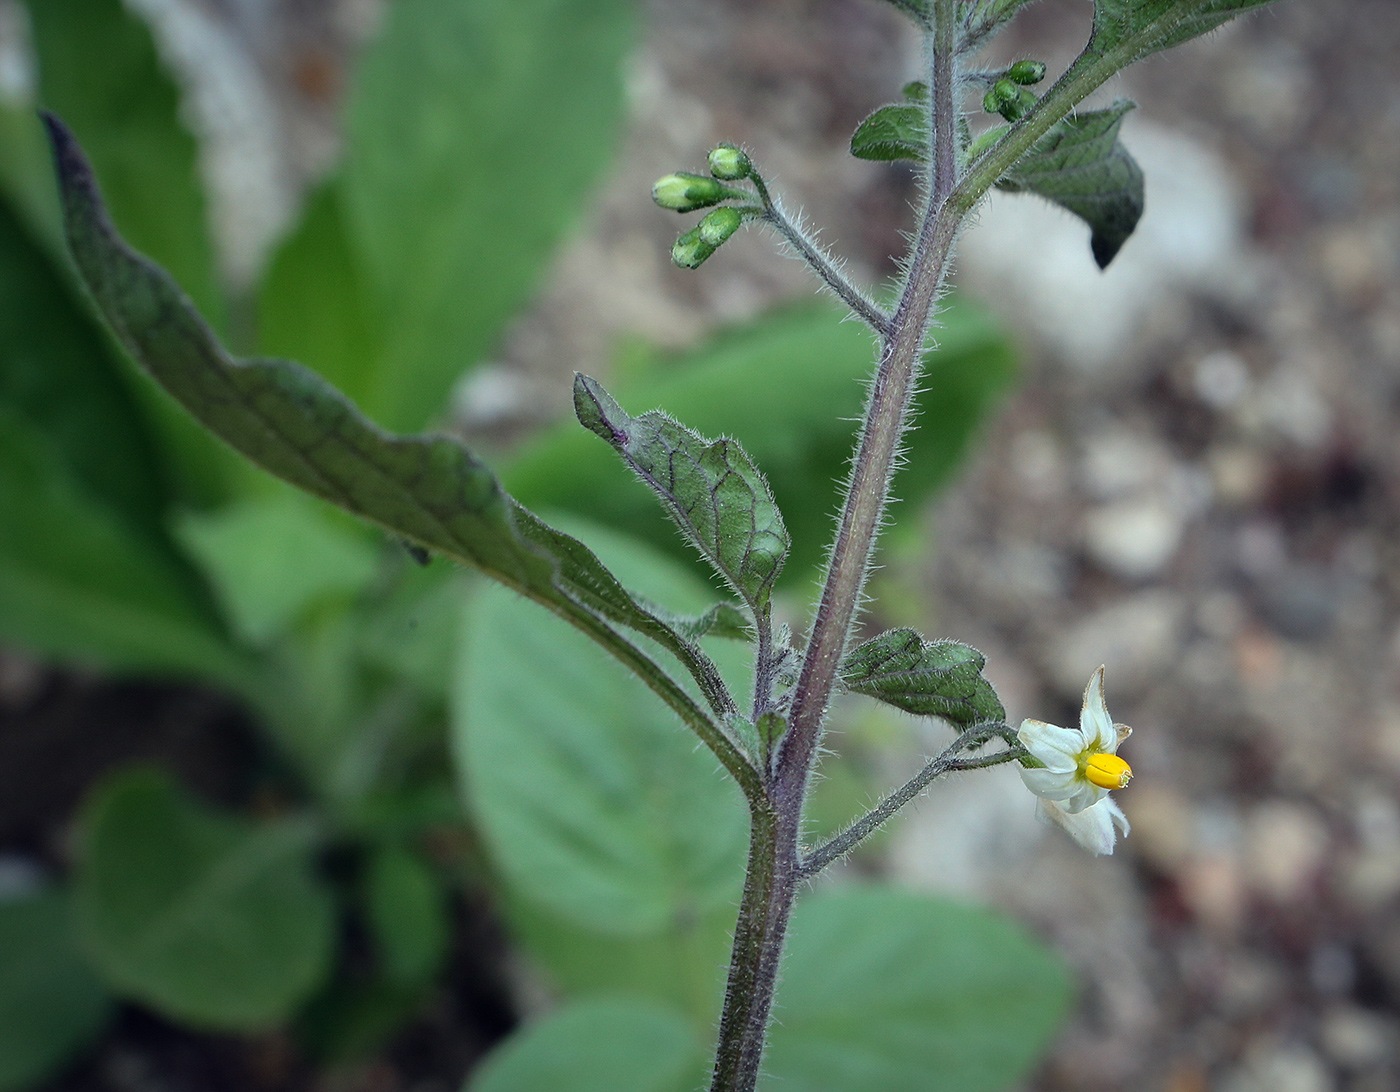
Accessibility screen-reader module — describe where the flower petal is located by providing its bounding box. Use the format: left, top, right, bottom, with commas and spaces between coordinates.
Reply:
1079, 666, 1117, 752
1016, 719, 1081, 771
1019, 765, 1079, 800
1038, 796, 1129, 856
1060, 780, 1106, 814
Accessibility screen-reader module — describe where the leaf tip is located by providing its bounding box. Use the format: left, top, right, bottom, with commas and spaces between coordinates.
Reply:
572, 374, 627, 445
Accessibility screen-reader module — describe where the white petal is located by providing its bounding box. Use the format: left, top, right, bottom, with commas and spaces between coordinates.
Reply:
1019, 765, 1079, 800
1079, 666, 1117, 753
1016, 719, 1081, 771
1060, 780, 1106, 814
1038, 797, 1129, 856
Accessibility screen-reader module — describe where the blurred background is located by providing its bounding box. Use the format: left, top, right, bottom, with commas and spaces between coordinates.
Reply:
2, 0, 1398, 1091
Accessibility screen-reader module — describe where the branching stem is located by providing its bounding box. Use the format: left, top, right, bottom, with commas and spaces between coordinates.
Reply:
748, 174, 892, 337
799, 725, 1027, 879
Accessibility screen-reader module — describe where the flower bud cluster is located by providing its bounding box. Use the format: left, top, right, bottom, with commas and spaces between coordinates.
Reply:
652, 145, 757, 268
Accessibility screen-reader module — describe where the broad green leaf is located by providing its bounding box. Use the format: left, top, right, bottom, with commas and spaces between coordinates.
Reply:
257, 183, 381, 410
0, 890, 113, 1092
0, 408, 247, 686
341, 0, 637, 431
1088, 0, 1280, 67
45, 117, 744, 744
841, 629, 1005, 725
0, 106, 62, 248
509, 303, 1015, 585
507, 897, 733, 1030
74, 767, 336, 1031
363, 844, 450, 987
453, 530, 748, 936
997, 101, 1143, 268
176, 486, 381, 645
0, 194, 169, 532
764, 887, 1073, 1092
466, 997, 702, 1092
574, 375, 789, 612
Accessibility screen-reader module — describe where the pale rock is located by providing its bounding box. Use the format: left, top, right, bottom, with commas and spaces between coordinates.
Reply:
1221, 1042, 1335, 1092
1080, 428, 1169, 500
885, 764, 1041, 899
1083, 497, 1186, 580
1243, 801, 1329, 904
1319, 1005, 1395, 1070
1123, 785, 1194, 872
1193, 349, 1252, 410
1049, 590, 1186, 698
958, 122, 1245, 374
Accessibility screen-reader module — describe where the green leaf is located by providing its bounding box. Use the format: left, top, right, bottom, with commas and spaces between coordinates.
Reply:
45, 116, 746, 750
0, 193, 170, 533
340, 0, 637, 431
507, 898, 733, 1030
996, 101, 1144, 268
1088, 0, 1280, 68
74, 767, 336, 1031
452, 533, 748, 936
841, 629, 1005, 726
509, 303, 1015, 585
764, 887, 1073, 1092
362, 844, 450, 988
176, 486, 381, 645
850, 81, 930, 163
466, 997, 701, 1092
0, 408, 247, 685
0, 890, 113, 1092
961, 0, 1040, 42
574, 375, 789, 613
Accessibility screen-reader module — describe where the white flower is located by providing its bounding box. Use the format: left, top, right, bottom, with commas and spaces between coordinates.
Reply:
1017, 666, 1133, 855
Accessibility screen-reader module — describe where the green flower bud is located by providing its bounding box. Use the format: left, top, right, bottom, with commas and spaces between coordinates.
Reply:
697, 206, 743, 247
652, 172, 733, 213
672, 226, 717, 269
1006, 59, 1047, 86
983, 79, 1035, 122
707, 145, 751, 181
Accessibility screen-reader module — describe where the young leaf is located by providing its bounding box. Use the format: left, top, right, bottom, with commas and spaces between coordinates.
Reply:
995, 101, 1144, 268
764, 888, 1072, 1092
74, 768, 336, 1031
841, 628, 1005, 726
850, 102, 927, 163
341, 0, 637, 431
509, 303, 1015, 585
574, 375, 789, 613
454, 569, 748, 936
466, 997, 702, 1092
850, 81, 929, 163
0, 890, 113, 1092
44, 117, 748, 755
1088, 0, 1280, 68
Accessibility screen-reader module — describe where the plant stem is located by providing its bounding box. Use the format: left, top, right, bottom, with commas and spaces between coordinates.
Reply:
708, 5, 964, 1090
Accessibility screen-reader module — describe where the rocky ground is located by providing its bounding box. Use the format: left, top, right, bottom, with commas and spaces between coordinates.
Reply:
4, 0, 1398, 1090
